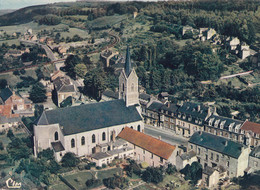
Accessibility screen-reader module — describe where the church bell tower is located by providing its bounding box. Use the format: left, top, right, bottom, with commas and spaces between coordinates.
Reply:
119, 46, 139, 107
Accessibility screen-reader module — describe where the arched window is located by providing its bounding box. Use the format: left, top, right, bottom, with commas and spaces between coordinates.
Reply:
138, 125, 141, 132
92, 134, 96, 143
81, 136, 85, 145
130, 126, 133, 129
131, 83, 134, 91
102, 132, 106, 141
71, 138, 75, 148
122, 83, 124, 91
54, 131, 58, 141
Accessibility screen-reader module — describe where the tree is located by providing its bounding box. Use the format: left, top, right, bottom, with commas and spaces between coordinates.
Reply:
0, 141, 4, 150
0, 79, 7, 89
180, 162, 202, 185
29, 82, 47, 103
142, 167, 164, 184
75, 64, 87, 78
64, 55, 81, 79
166, 163, 176, 175
38, 148, 54, 160
61, 152, 80, 167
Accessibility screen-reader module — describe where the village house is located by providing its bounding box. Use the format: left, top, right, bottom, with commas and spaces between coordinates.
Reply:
176, 150, 197, 170
0, 87, 33, 118
52, 76, 77, 107
188, 131, 250, 179
118, 127, 178, 167
0, 115, 21, 132
182, 26, 194, 36
247, 146, 260, 174
204, 115, 244, 143
143, 100, 164, 127
202, 165, 226, 188
88, 139, 134, 167
240, 121, 260, 147
34, 46, 144, 162
175, 102, 214, 137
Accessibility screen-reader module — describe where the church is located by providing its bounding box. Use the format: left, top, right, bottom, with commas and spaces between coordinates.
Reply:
33, 46, 144, 161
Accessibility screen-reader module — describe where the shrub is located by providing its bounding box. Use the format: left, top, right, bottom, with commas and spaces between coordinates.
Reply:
20, 69, 26, 75
78, 165, 85, 171
102, 164, 107, 168
85, 164, 91, 170
7, 129, 14, 139
89, 162, 96, 167
13, 70, 20, 75
0, 141, 4, 150
1, 171, 6, 178
96, 166, 102, 170
61, 152, 80, 167
86, 178, 101, 188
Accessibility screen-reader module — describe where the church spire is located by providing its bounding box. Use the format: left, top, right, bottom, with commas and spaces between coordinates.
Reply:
125, 45, 132, 76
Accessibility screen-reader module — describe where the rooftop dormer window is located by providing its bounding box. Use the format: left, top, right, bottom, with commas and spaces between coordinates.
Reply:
209, 118, 214, 126
214, 119, 220, 128
229, 123, 235, 132
220, 120, 226, 129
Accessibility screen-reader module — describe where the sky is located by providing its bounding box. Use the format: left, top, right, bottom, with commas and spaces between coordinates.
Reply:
0, 0, 76, 10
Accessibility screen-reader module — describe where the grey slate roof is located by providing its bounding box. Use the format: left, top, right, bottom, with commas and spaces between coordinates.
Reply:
203, 166, 215, 175
125, 46, 132, 77
37, 99, 142, 135
180, 150, 196, 161
102, 90, 119, 99
53, 76, 75, 93
206, 115, 243, 131
139, 93, 151, 101
51, 141, 65, 152
176, 102, 209, 126
250, 146, 260, 158
189, 132, 246, 159
147, 101, 164, 112
0, 87, 13, 102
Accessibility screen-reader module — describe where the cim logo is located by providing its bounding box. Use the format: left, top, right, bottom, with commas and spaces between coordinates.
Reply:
5, 178, 21, 189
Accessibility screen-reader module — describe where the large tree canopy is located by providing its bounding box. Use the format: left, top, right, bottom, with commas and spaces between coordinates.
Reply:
29, 82, 47, 103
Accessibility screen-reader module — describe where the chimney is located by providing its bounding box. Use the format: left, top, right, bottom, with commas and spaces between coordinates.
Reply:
112, 131, 116, 142
167, 102, 170, 108
158, 136, 161, 140
197, 105, 201, 112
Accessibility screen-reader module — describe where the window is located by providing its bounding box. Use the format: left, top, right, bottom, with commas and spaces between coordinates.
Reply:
138, 125, 141, 132
54, 131, 58, 141
122, 83, 124, 91
160, 157, 163, 163
71, 138, 75, 148
227, 161, 229, 167
92, 134, 96, 143
143, 150, 145, 154
130, 126, 133, 129
216, 155, 219, 162
210, 153, 213, 160
102, 132, 106, 141
190, 145, 193, 149
151, 153, 153, 159
205, 154, 208, 161
198, 148, 201, 155
81, 136, 85, 145
60, 153, 62, 157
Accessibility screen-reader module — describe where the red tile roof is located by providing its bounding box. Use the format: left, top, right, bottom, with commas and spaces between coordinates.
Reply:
241, 121, 260, 135
118, 127, 176, 160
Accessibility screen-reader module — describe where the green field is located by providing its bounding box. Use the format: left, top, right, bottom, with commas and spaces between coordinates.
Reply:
87, 14, 127, 29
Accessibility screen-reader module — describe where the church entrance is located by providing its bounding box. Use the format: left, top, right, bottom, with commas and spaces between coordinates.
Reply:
92, 147, 95, 154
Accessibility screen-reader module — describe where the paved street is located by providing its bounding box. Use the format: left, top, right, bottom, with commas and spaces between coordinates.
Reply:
144, 125, 188, 147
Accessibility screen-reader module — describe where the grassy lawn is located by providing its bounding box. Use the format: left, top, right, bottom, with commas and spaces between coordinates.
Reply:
62, 167, 122, 190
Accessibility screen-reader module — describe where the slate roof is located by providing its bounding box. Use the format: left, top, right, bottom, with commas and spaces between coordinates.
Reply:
139, 93, 151, 101
250, 146, 260, 158
53, 76, 75, 93
125, 46, 132, 77
206, 115, 243, 131
176, 102, 209, 126
37, 100, 142, 135
147, 101, 164, 112
241, 121, 260, 135
0, 87, 13, 102
102, 90, 119, 99
189, 132, 246, 159
160, 103, 178, 114
51, 141, 65, 152
118, 127, 176, 160
180, 151, 196, 161
203, 166, 216, 175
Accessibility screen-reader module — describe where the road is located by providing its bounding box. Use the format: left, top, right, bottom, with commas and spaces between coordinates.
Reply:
20, 40, 57, 61
144, 125, 188, 147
